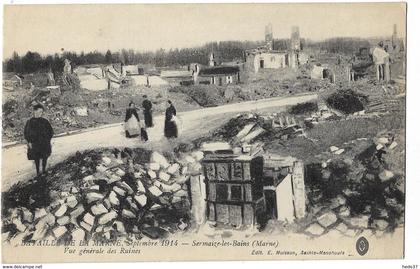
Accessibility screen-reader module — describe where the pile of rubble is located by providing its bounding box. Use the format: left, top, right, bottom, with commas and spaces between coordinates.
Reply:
302, 132, 404, 238
366, 86, 404, 114
210, 113, 306, 147
2, 148, 206, 245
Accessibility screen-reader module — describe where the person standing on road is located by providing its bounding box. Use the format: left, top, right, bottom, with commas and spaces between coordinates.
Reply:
124, 102, 141, 138
164, 100, 178, 139
142, 95, 154, 128
24, 104, 54, 176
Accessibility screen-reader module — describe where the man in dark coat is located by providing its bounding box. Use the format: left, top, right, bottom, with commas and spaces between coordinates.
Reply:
164, 100, 178, 139
142, 95, 153, 128
24, 104, 54, 175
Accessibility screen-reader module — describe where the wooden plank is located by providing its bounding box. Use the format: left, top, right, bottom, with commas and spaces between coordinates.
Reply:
229, 205, 242, 227
243, 162, 251, 181
244, 184, 253, 202
216, 204, 229, 223
208, 182, 216, 201
208, 202, 216, 221
243, 204, 254, 225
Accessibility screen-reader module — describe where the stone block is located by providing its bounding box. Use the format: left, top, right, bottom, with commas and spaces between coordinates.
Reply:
114, 168, 126, 177
114, 221, 126, 234
70, 205, 85, 219
148, 170, 157, 179
148, 186, 163, 197
108, 191, 120, 206
134, 194, 147, 207
86, 192, 104, 203
122, 209, 136, 219
83, 213, 95, 226
21, 208, 33, 223
379, 170, 394, 182
91, 203, 108, 215
32, 222, 48, 240
349, 215, 369, 229
149, 163, 160, 171
373, 219, 388, 231
80, 221, 93, 232
34, 208, 48, 220
117, 181, 134, 195
52, 226, 67, 238
151, 152, 170, 169
166, 163, 180, 175
305, 223, 324, 236
71, 228, 85, 242
54, 204, 68, 217
57, 216, 70, 226
158, 172, 171, 182
98, 211, 118, 225
330, 146, 339, 152
174, 189, 188, 197
137, 180, 146, 193
12, 217, 27, 232
113, 186, 126, 196
317, 212, 338, 228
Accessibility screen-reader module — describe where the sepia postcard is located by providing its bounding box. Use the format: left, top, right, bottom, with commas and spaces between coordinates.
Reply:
1, 3, 406, 263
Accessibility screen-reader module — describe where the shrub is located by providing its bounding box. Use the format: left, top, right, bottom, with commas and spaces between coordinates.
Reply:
326, 89, 368, 114
289, 101, 318, 115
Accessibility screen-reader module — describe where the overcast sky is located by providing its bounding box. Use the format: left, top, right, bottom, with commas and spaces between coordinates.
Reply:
3, 3, 406, 57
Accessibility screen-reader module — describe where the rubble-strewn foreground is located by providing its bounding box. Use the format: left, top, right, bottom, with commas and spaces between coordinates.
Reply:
2, 148, 206, 245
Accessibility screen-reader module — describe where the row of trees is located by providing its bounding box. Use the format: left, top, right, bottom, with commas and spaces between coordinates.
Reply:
4, 41, 265, 74
4, 38, 369, 74
306, 38, 371, 54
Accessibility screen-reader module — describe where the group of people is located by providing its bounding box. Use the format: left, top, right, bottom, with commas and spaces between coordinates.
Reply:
24, 95, 179, 177
124, 95, 179, 140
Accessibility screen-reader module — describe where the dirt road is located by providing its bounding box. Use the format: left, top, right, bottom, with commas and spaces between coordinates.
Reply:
1, 94, 317, 190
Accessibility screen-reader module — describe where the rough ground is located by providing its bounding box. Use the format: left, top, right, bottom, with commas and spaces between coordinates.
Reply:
184, 86, 405, 238
2, 148, 205, 245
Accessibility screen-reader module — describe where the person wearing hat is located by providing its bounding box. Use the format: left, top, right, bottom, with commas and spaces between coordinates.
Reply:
142, 95, 154, 128
24, 104, 54, 176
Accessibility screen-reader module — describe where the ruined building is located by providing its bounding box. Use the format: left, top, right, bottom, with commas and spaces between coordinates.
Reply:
245, 25, 304, 73
290, 26, 301, 51
265, 23, 274, 50
383, 24, 404, 54
193, 53, 242, 86
209, 52, 219, 67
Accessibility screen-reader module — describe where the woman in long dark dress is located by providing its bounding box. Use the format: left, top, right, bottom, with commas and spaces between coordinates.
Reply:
142, 95, 153, 128
164, 100, 178, 139
24, 104, 54, 175
124, 102, 141, 138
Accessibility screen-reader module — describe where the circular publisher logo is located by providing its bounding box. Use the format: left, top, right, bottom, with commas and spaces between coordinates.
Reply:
356, 236, 369, 256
